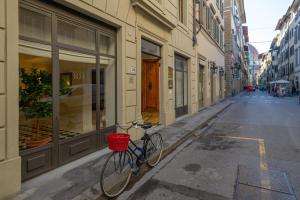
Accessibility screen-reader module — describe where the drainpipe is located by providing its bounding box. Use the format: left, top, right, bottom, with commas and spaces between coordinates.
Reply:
193, 0, 197, 46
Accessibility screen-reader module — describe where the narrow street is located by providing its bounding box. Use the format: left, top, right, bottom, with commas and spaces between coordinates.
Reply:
118, 91, 300, 200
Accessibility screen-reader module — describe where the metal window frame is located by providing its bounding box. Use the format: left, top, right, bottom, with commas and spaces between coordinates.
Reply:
174, 54, 188, 118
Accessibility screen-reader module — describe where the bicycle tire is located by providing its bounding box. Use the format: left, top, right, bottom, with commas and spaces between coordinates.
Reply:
100, 151, 132, 197
146, 133, 163, 167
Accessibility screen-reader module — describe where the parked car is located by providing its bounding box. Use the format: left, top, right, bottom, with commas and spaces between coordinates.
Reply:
247, 86, 255, 92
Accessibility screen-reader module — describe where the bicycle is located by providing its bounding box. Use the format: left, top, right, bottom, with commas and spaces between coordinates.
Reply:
100, 122, 163, 197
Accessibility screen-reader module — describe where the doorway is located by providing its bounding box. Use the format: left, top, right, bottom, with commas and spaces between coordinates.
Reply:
142, 59, 160, 124
175, 55, 188, 118
141, 39, 161, 124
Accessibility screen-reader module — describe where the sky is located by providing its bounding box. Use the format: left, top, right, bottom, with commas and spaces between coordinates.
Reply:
244, 0, 293, 53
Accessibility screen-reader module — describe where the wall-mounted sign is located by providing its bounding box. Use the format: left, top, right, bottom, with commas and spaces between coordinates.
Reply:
168, 67, 173, 89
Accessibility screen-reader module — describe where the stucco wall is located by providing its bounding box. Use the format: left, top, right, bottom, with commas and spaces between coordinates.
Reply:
0, 0, 21, 199
62, 0, 197, 129
196, 0, 225, 107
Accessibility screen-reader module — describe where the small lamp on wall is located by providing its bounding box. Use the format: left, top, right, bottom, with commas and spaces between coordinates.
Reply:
210, 61, 218, 74
219, 67, 225, 76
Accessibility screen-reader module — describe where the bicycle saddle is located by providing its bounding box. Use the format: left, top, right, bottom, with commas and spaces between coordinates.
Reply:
142, 124, 152, 129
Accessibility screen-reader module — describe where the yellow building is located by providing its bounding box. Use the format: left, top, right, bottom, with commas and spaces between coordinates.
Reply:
0, 0, 225, 198
195, 0, 225, 107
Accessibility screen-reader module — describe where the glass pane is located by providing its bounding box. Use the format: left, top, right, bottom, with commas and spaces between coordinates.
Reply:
19, 7, 51, 42
59, 50, 96, 139
176, 70, 183, 108
19, 41, 52, 151
141, 39, 160, 57
99, 34, 115, 56
175, 57, 183, 71
184, 71, 188, 106
58, 20, 96, 50
100, 56, 116, 128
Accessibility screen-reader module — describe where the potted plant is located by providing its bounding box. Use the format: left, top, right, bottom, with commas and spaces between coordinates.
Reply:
20, 68, 71, 148
19, 68, 53, 148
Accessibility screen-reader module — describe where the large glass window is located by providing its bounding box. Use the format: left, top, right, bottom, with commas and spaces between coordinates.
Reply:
99, 34, 115, 56
19, 6, 117, 149
19, 40, 52, 150
175, 55, 188, 117
176, 70, 183, 107
19, 7, 51, 42
59, 50, 96, 138
19, 3, 117, 180
100, 57, 116, 128
58, 19, 96, 50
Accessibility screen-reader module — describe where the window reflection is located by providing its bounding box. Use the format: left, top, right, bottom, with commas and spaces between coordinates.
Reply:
19, 40, 52, 150
100, 57, 115, 128
59, 50, 96, 139
58, 20, 96, 50
19, 7, 51, 42
99, 34, 115, 56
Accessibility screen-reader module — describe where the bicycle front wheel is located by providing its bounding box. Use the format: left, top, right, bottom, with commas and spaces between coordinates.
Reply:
100, 151, 132, 198
146, 133, 163, 167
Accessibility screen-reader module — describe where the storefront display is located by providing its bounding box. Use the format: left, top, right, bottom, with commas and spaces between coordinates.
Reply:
19, 2, 116, 180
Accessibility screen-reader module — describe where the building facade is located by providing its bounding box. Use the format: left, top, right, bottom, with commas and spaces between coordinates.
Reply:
195, 0, 225, 108
224, 0, 247, 96
271, 0, 300, 91
258, 52, 272, 89
0, 0, 228, 198
248, 44, 259, 86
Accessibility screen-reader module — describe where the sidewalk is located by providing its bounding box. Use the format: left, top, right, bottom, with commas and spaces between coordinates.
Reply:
10, 100, 233, 200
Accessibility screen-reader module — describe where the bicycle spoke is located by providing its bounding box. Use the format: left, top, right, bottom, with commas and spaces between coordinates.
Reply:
146, 133, 163, 167
101, 151, 132, 197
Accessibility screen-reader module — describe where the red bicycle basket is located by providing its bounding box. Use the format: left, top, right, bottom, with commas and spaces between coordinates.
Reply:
107, 133, 130, 151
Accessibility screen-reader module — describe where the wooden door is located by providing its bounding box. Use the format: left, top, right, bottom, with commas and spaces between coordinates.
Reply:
142, 60, 159, 112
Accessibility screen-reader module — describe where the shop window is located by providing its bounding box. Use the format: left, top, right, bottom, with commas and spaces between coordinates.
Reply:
58, 19, 96, 50
19, 3, 117, 180
19, 40, 52, 150
59, 50, 96, 138
19, 6, 51, 42
100, 57, 116, 128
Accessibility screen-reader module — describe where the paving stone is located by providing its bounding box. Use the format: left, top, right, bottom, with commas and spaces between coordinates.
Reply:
235, 184, 296, 200
127, 179, 229, 200
238, 165, 294, 194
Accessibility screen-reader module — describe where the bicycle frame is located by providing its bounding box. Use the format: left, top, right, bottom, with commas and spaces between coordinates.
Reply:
115, 122, 158, 175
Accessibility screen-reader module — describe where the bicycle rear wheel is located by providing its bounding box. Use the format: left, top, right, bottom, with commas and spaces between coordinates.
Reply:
100, 151, 132, 197
146, 133, 163, 167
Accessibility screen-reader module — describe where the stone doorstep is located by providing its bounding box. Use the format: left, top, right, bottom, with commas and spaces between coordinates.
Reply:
12, 100, 233, 200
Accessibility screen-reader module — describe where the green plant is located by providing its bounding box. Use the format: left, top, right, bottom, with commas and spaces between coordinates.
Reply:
19, 68, 71, 139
